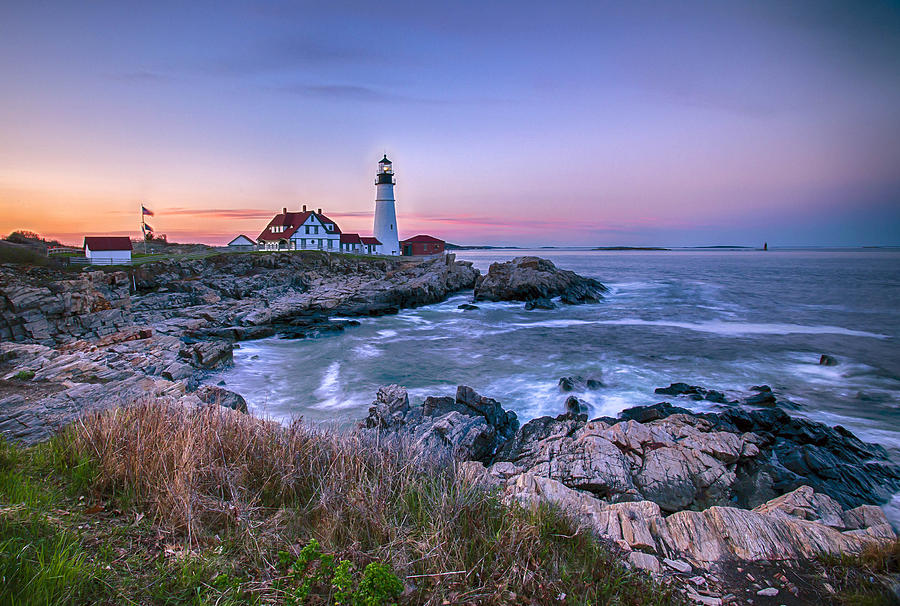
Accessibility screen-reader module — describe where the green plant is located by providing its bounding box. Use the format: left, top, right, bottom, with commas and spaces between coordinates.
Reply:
356, 562, 403, 606
331, 559, 355, 605
13, 370, 34, 381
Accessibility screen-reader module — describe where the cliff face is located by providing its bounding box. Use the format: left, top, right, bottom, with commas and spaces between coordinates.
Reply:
0, 269, 132, 344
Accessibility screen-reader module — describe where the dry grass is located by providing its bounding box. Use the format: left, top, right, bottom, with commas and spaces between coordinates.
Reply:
816, 539, 900, 606
44, 401, 683, 605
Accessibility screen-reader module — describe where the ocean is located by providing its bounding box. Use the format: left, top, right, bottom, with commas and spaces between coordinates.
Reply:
209, 248, 900, 516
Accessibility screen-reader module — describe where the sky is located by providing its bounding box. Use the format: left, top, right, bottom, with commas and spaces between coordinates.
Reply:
1, 1, 899, 247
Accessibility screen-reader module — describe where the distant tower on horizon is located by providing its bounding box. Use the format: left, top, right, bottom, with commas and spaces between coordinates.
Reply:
373, 154, 400, 255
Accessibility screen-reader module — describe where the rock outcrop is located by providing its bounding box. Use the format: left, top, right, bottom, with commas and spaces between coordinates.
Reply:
505, 475, 895, 566
364, 384, 899, 571
473, 256, 606, 307
0, 269, 132, 344
361, 385, 519, 463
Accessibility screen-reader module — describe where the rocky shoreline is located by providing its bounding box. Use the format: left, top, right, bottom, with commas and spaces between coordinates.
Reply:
2, 251, 898, 603
0, 254, 599, 443
362, 383, 900, 604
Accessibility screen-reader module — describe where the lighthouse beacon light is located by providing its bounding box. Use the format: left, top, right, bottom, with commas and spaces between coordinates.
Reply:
373, 154, 400, 255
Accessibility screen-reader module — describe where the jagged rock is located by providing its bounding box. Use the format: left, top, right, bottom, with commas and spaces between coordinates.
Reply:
194, 385, 248, 413
654, 383, 733, 403
0, 269, 132, 344
457, 303, 479, 310
490, 391, 900, 513
752, 485, 845, 529
360, 385, 518, 463
179, 340, 233, 368
819, 354, 838, 366
507, 473, 897, 565
565, 395, 589, 416
619, 401, 696, 423
473, 256, 606, 305
559, 375, 603, 392
524, 297, 556, 310
627, 552, 661, 574
362, 384, 411, 429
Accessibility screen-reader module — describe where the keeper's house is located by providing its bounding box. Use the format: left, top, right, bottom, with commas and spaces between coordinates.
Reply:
83, 236, 132, 265
257, 205, 341, 251
400, 235, 445, 256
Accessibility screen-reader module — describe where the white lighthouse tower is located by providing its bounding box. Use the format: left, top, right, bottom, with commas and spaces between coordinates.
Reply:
373, 154, 400, 255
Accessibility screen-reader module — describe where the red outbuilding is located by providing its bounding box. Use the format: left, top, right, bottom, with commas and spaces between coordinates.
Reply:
400, 235, 445, 256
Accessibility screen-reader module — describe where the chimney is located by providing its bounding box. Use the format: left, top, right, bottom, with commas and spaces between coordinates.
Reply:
317, 208, 322, 214
302, 204, 307, 212
282, 207, 287, 215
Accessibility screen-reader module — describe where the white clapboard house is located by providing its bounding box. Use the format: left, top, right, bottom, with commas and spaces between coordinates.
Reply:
257, 205, 342, 251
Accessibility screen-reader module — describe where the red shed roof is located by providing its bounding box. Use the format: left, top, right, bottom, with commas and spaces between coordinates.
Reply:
83, 236, 133, 251
340, 233, 362, 244
400, 234, 444, 244
360, 236, 381, 245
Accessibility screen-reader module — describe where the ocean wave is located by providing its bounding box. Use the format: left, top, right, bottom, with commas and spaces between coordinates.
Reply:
510, 318, 889, 339
352, 344, 381, 358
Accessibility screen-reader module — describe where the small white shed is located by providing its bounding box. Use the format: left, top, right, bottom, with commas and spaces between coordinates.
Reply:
227, 235, 257, 251
83, 237, 133, 265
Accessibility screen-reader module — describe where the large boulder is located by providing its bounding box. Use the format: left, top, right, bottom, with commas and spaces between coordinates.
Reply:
360, 385, 519, 463
194, 385, 248, 413
473, 256, 606, 306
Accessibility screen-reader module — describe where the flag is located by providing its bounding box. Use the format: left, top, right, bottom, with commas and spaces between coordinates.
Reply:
143, 222, 153, 233
142, 205, 154, 216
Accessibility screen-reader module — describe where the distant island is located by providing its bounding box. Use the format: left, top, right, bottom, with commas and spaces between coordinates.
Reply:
592, 246, 670, 251
444, 243, 523, 250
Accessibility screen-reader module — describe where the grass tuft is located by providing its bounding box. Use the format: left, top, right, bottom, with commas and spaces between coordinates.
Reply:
1, 403, 685, 604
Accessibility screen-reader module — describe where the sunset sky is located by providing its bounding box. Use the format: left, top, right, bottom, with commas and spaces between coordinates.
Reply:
1, 1, 899, 247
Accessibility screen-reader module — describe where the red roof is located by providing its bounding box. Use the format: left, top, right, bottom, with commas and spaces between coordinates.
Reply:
257, 210, 342, 242
83, 236, 133, 251
360, 236, 381, 245
340, 233, 362, 244
400, 234, 444, 244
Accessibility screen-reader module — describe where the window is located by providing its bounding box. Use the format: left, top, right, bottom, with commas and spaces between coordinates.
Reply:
314, 226, 319, 234
328, 239, 333, 248
305, 226, 310, 234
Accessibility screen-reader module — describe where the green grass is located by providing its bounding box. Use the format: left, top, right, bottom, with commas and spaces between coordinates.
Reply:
0, 406, 687, 605
13, 370, 35, 381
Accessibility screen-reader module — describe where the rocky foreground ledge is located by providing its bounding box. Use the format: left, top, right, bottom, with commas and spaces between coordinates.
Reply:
362, 384, 900, 603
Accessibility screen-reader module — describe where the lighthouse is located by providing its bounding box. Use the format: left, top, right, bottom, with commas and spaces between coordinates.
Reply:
373, 154, 400, 255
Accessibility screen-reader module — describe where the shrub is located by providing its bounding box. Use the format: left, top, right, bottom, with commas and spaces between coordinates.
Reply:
13, 370, 35, 381
0, 241, 47, 266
